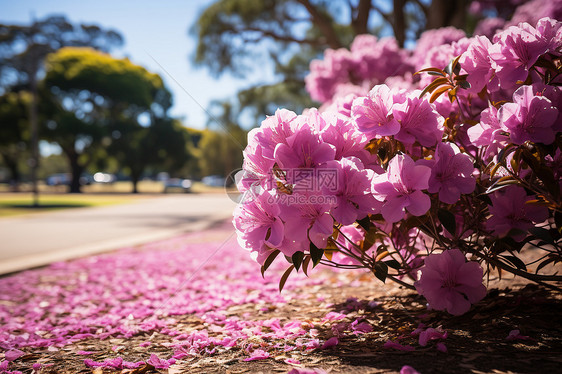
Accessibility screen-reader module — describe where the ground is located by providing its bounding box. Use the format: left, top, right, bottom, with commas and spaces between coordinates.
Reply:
1, 222, 561, 374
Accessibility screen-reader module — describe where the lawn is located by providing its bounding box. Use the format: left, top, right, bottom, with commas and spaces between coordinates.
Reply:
0, 193, 144, 218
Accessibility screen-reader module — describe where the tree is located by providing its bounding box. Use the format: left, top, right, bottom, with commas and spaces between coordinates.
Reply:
0, 92, 30, 189
192, 0, 482, 125
42, 47, 175, 193
108, 118, 189, 193
0, 15, 123, 200
198, 100, 247, 178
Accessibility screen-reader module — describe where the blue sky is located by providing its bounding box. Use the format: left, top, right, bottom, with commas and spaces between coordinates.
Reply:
0, 0, 277, 130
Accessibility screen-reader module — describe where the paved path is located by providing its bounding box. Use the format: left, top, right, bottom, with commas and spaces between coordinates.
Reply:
0, 193, 238, 274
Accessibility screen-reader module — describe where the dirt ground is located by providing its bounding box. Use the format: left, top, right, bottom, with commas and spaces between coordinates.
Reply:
3, 224, 562, 374
7, 274, 561, 373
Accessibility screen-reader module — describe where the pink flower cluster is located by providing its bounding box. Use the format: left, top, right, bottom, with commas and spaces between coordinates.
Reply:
236, 15, 562, 318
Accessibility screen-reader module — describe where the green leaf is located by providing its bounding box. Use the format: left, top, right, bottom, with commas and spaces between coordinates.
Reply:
384, 259, 401, 270
373, 262, 388, 283
260, 249, 280, 278
430, 85, 452, 103
310, 242, 324, 267
291, 251, 305, 271
500, 255, 527, 271
536, 256, 557, 273
528, 227, 555, 245
279, 264, 295, 292
437, 209, 457, 236
356, 216, 371, 231
414, 67, 446, 76
302, 256, 311, 277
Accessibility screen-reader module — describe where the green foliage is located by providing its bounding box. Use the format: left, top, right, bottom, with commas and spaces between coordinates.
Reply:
42, 47, 180, 193
0, 92, 31, 184
44, 47, 168, 109
0, 15, 123, 90
197, 127, 246, 178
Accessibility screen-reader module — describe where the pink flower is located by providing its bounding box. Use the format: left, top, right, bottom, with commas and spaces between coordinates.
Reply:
351, 319, 372, 334
372, 154, 431, 223
415, 249, 487, 316
147, 354, 172, 369
392, 92, 444, 147
233, 190, 284, 261
419, 326, 448, 346
490, 24, 549, 88
321, 337, 339, 349
506, 329, 531, 340
244, 349, 270, 361
319, 112, 371, 163
322, 311, 347, 322
467, 105, 508, 160
287, 368, 328, 374
436, 342, 448, 352
4, 349, 24, 361
352, 85, 403, 138
274, 125, 336, 173
322, 157, 379, 225
459, 35, 497, 93
400, 365, 421, 374
383, 340, 415, 351
487, 186, 549, 240
253, 108, 299, 160
279, 185, 335, 252
284, 358, 301, 365
423, 143, 476, 204
498, 85, 558, 145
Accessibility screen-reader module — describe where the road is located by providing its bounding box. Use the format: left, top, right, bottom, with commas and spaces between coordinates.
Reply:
0, 193, 238, 274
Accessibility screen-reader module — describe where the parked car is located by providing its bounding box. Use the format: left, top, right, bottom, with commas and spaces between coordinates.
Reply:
46, 173, 92, 186
202, 175, 225, 187
93, 172, 116, 184
164, 178, 192, 193
46, 173, 71, 186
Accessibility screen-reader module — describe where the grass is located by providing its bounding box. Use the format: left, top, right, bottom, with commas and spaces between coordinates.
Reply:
0, 193, 143, 218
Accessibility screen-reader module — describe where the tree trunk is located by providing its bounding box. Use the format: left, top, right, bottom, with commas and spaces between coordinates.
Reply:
29, 71, 40, 205
68, 151, 83, 193
393, 0, 406, 48
426, 0, 468, 30
352, 0, 372, 36
131, 175, 139, 194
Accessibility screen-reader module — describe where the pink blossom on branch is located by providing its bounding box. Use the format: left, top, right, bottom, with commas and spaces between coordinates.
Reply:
351, 84, 404, 139
415, 249, 487, 316
321, 157, 380, 225
372, 154, 431, 223
392, 92, 444, 147
498, 85, 558, 145
486, 186, 549, 240
422, 142, 476, 204
233, 190, 284, 263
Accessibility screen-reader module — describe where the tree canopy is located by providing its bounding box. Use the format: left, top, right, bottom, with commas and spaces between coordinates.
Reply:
42, 47, 180, 193
192, 0, 482, 125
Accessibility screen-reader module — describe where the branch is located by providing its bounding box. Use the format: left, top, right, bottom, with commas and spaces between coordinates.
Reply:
295, 0, 342, 49
371, 3, 393, 26
240, 27, 321, 46
410, 0, 429, 18
352, 0, 372, 35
